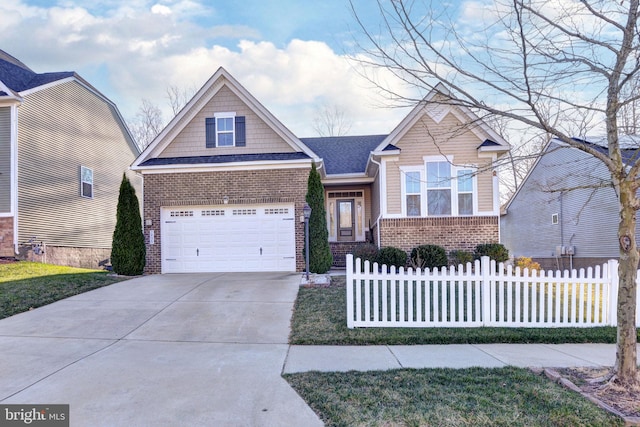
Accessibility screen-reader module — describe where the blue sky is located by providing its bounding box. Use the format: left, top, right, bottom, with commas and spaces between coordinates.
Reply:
0, 0, 469, 136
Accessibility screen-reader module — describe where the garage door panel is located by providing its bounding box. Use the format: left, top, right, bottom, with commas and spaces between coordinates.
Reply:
161, 205, 296, 273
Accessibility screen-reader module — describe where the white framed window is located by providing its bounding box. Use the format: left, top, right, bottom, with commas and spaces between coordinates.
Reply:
400, 167, 424, 217
215, 112, 235, 147
456, 169, 475, 215
80, 166, 93, 198
426, 161, 452, 215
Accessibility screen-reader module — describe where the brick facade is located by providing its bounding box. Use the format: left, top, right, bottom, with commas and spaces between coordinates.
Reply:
330, 241, 361, 268
142, 167, 310, 274
377, 216, 499, 257
0, 217, 14, 257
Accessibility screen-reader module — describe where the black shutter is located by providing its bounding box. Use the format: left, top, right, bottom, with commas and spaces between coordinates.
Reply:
205, 117, 216, 148
235, 116, 246, 147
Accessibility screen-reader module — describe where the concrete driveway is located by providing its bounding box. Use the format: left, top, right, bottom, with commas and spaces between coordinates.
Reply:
0, 273, 323, 427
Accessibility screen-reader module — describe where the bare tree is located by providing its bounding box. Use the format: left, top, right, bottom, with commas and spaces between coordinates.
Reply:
351, 0, 640, 388
166, 84, 196, 116
128, 85, 195, 151
127, 99, 164, 151
312, 103, 353, 137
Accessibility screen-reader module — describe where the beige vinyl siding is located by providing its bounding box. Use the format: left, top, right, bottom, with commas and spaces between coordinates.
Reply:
160, 85, 295, 158
0, 107, 10, 212
386, 112, 495, 215
17, 80, 139, 248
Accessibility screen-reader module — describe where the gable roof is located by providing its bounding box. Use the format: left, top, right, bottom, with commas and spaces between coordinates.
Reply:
0, 48, 139, 154
503, 136, 640, 212
377, 83, 511, 154
300, 135, 389, 175
0, 49, 74, 93
132, 67, 319, 170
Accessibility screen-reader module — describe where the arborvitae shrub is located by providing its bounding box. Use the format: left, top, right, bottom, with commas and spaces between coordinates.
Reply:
111, 174, 145, 275
305, 163, 333, 273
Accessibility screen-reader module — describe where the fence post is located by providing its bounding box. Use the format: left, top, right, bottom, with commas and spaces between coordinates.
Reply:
481, 256, 491, 326
608, 259, 618, 327
346, 254, 354, 329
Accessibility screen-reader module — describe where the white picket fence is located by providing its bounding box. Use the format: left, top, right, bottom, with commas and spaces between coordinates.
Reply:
346, 254, 640, 329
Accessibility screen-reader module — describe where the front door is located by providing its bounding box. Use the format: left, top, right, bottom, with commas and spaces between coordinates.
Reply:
337, 199, 355, 241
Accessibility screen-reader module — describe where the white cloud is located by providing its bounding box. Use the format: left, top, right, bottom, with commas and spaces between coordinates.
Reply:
151, 4, 172, 15
0, 0, 408, 136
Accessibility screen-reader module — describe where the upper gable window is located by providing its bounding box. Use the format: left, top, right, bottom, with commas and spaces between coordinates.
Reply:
205, 113, 246, 148
216, 113, 235, 146
80, 166, 93, 198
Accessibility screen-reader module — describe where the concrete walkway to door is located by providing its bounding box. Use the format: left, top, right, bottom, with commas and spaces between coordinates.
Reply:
0, 273, 323, 427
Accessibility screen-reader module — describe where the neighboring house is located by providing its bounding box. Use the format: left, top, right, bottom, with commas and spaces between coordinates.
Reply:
501, 137, 639, 270
0, 49, 141, 268
132, 67, 510, 274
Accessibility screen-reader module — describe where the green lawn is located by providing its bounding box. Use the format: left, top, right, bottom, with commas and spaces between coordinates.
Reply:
289, 275, 626, 345
284, 367, 623, 426
0, 261, 128, 319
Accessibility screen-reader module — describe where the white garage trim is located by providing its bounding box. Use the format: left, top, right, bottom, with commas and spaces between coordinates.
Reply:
161, 204, 296, 273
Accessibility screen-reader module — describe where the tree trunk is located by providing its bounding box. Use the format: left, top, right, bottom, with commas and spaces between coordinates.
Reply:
614, 181, 639, 387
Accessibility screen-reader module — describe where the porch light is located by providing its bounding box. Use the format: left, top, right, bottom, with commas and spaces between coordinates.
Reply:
303, 203, 312, 281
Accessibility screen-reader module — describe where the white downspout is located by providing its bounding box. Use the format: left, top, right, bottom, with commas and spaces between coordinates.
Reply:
369, 155, 383, 248
11, 104, 19, 254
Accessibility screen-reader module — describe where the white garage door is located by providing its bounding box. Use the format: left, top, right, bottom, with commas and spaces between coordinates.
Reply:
161, 204, 296, 273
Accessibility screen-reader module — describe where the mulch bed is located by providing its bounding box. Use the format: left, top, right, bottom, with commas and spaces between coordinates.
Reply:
544, 367, 640, 425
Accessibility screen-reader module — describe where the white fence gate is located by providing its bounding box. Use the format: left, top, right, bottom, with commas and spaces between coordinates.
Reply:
346, 254, 640, 329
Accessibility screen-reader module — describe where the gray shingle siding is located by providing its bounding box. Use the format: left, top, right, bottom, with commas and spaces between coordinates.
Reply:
501, 141, 628, 260
0, 107, 10, 212
17, 80, 139, 249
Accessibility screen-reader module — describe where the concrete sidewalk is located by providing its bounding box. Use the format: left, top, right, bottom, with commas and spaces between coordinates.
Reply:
283, 343, 638, 373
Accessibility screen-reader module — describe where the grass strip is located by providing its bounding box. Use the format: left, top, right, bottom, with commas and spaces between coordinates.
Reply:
0, 261, 128, 319
284, 366, 623, 426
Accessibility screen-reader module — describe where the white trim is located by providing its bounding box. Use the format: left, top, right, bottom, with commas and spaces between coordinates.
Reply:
137, 160, 311, 175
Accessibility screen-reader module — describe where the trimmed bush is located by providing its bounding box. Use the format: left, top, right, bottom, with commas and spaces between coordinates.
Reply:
450, 250, 474, 266
474, 243, 509, 263
111, 174, 146, 275
352, 243, 379, 270
410, 244, 448, 269
376, 246, 407, 268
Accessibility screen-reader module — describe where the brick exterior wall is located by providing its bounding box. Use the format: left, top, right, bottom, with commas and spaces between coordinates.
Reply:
143, 167, 310, 274
378, 216, 499, 257
0, 217, 14, 257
